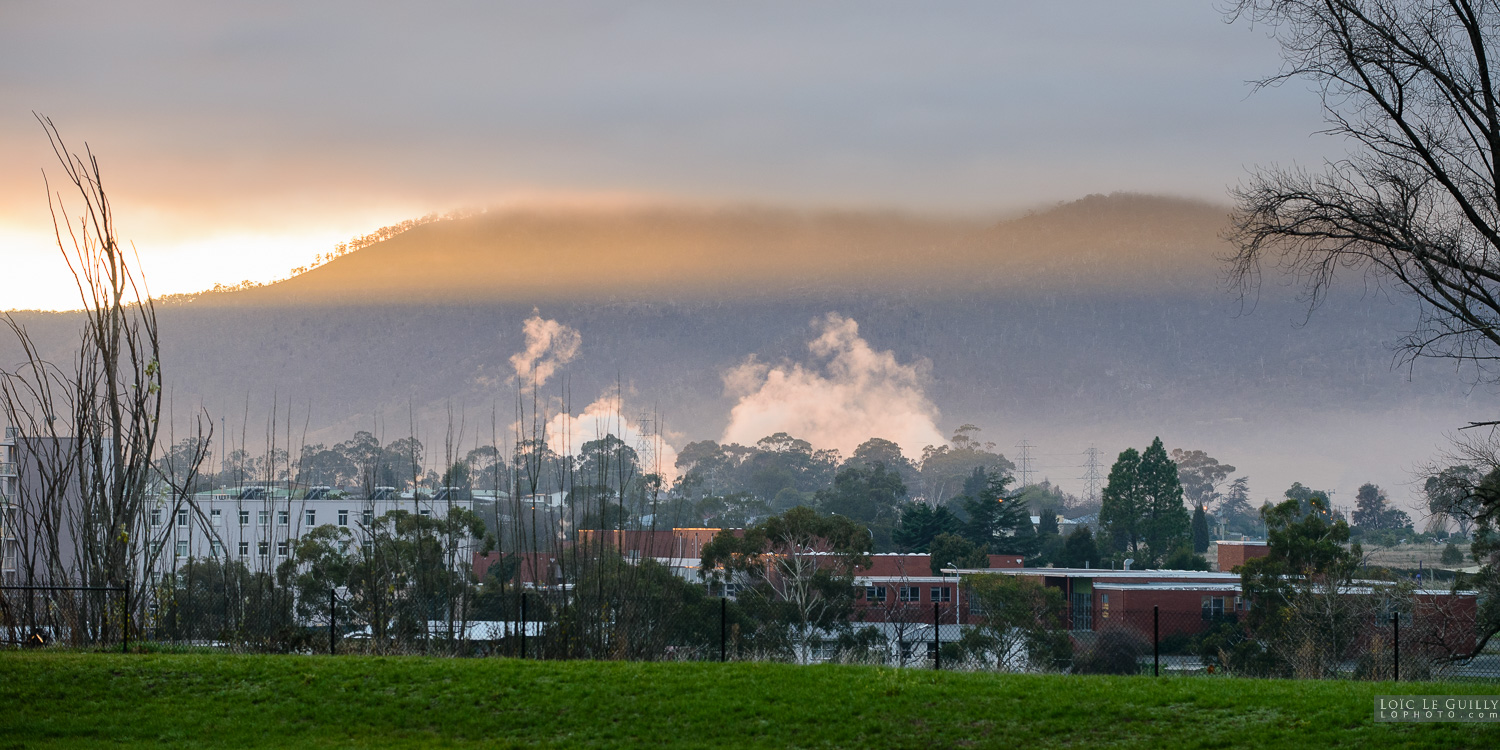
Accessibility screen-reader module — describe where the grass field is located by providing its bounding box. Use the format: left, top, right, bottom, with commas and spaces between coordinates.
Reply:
1362, 543, 1462, 570
3, 653, 1499, 748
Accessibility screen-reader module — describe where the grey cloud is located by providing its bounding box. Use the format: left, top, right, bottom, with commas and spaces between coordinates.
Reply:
0, 1, 1332, 222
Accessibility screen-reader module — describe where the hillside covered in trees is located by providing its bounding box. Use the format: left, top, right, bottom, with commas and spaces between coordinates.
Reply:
0, 193, 1481, 508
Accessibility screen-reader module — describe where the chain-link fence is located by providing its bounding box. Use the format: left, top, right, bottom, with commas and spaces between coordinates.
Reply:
0, 585, 130, 651
924, 605, 1499, 682
1111, 606, 1499, 682
4, 573, 1497, 683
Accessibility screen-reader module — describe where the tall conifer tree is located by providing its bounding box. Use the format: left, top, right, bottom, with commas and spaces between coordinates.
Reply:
961, 471, 1038, 557
1099, 448, 1143, 558
1191, 503, 1211, 554
1101, 439, 1192, 567
1140, 437, 1190, 566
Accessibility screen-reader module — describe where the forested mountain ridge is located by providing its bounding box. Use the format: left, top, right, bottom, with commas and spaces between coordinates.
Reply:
207, 192, 1231, 306
0, 193, 1480, 505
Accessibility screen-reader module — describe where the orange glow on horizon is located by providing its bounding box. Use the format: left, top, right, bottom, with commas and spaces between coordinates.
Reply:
0, 187, 692, 312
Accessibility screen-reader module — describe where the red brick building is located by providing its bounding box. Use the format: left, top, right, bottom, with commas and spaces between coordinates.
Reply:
851, 554, 1026, 626
930, 567, 1242, 635
471, 551, 561, 587
1214, 540, 1270, 573
573, 527, 732, 561
941, 565, 1480, 647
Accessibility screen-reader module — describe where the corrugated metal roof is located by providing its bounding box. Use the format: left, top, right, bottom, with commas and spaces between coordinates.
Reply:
942, 567, 1238, 580
1095, 582, 1242, 591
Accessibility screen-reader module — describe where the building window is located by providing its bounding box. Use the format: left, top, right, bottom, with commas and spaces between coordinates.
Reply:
238, 541, 249, 556
210, 509, 222, 526
176, 509, 189, 528
814, 642, 837, 662
175, 541, 188, 558
258, 541, 269, 556
277, 540, 289, 557
1071, 592, 1093, 631
277, 510, 289, 526
361, 541, 373, 556
865, 585, 887, 602
338, 510, 348, 527
419, 508, 431, 518
898, 585, 919, 602
1202, 596, 1226, 619
149, 509, 161, 527
210, 540, 223, 556
930, 587, 952, 603
258, 510, 269, 526
305, 509, 316, 526
362, 509, 374, 525
239, 509, 250, 526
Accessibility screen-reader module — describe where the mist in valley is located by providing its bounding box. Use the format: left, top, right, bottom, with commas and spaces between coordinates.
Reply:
2, 193, 1476, 517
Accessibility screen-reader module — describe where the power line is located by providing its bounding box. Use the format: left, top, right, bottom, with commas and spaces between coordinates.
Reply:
1082, 445, 1102, 504
1015, 439, 1034, 487
634, 410, 658, 478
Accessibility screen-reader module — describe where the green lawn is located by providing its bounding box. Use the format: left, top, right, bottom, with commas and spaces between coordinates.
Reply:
2, 653, 1498, 748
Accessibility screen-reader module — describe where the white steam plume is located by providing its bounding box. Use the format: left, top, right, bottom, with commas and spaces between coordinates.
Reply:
721, 313, 944, 458
546, 393, 680, 484
510, 312, 581, 387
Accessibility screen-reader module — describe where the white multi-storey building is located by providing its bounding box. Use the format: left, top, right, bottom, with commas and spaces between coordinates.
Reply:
3, 422, 483, 584
145, 484, 479, 577
1, 426, 18, 583
0, 427, 91, 585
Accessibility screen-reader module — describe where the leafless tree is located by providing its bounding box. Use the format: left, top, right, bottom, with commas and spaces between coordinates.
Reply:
1, 116, 211, 643
1227, 1, 1500, 410
1226, 0, 1500, 661
0, 334, 79, 585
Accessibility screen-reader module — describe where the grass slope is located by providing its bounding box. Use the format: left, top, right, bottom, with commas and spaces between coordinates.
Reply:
2, 653, 1498, 748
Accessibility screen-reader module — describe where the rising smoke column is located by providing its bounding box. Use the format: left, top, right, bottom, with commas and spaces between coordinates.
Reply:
509, 312, 581, 387
505, 314, 680, 481
721, 313, 945, 458
545, 392, 680, 483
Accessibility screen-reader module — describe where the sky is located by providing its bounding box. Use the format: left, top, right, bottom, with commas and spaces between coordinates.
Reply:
0, 1, 1335, 312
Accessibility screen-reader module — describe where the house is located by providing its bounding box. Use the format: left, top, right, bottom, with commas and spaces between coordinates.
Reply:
1059, 513, 1098, 536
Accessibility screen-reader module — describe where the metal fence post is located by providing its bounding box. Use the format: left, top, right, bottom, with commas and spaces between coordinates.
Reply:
720, 596, 727, 663
122, 585, 130, 655
1392, 612, 1400, 683
1153, 605, 1159, 677
329, 589, 337, 656
520, 592, 527, 659
933, 601, 941, 671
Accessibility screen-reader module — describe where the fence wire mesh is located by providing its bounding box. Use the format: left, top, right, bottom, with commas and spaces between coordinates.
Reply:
3, 571, 1497, 683
0, 586, 129, 651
